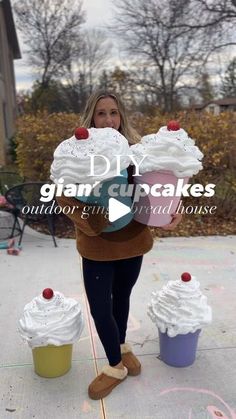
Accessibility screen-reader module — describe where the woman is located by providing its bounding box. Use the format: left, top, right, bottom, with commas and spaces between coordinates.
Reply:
56, 90, 182, 400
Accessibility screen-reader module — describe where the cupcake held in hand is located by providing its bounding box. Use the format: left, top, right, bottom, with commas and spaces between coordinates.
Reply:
129, 121, 204, 227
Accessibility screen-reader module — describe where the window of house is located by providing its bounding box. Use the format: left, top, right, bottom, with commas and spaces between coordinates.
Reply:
220, 105, 227, 113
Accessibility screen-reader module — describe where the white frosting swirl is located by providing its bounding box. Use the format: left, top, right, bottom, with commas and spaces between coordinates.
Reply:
50, 127, 131, 184
147, 277, 212, 337
18, 291, 84, 348
130, 126, 203, 177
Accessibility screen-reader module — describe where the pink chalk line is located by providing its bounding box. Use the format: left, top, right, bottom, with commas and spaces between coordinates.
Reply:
159, 387, 236, 419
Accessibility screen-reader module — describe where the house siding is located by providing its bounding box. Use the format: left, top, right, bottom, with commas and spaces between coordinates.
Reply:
0, 1, 19, 166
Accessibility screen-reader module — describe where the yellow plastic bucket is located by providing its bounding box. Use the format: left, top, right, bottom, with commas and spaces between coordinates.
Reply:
32, 344, 73, 378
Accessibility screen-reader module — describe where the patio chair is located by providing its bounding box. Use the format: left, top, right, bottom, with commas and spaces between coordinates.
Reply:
0, 171, 24, 194
5, 182, 57, 247
0, 172, 25, 239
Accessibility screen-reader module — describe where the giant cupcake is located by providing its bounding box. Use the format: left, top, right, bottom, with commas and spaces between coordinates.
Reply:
50, 127, 131, 185
18, 288, 84, 377
130, 121, 204, 226
50, 127, 133, 232
147, 272, 212, 367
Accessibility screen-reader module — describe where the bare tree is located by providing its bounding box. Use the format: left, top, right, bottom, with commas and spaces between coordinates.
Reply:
62, 29, 112, 110
111, 0, 220, 112
185, 0, 236, 26
165, 0, 236, 52
79, 29, 112, 94
13, 0, 85, 86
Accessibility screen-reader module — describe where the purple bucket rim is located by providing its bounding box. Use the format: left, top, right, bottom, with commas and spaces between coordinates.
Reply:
159, 329, 201, 338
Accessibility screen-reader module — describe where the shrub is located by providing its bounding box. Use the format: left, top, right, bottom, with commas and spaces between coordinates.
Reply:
131, 110, 236, 220
15, 110, 236, 220
15, 111, 80, 181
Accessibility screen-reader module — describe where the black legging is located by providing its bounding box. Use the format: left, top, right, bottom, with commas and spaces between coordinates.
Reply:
82, 255, 143, 366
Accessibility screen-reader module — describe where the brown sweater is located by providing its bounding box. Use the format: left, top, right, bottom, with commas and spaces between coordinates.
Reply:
56, 194, 153, 261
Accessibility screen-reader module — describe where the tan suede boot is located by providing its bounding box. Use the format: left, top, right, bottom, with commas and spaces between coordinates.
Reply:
120, 343, 141, 376
88, 365, 128, 400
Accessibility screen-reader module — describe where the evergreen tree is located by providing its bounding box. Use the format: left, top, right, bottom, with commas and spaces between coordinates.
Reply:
221, 58, 236, 97
198, 72, 215, 103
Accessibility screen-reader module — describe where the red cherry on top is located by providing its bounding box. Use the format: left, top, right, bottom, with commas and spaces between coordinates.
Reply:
42, 288, 54, 299
74, 127, 89, 140
167, 120, 180, 131
181, 272, 192, 282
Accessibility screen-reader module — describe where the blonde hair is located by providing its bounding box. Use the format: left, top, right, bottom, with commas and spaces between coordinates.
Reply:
80, 90, 140, 144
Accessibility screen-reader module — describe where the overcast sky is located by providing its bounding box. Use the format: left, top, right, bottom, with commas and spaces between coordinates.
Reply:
13, 0, 236, 93
14, 0, 114, 91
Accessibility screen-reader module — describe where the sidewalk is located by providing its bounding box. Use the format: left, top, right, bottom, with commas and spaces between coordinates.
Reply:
1, 227, 236, 419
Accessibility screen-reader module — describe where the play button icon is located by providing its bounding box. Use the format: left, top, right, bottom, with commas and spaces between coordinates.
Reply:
108, 198, 131, 222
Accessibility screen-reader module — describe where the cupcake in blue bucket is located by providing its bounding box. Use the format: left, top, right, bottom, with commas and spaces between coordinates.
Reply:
50, 127, 134, 231
78, 168, 133, 232
147, 272, 212, 367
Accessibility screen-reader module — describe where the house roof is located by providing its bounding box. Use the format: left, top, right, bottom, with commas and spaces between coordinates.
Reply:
190, 104, 205, 109
189, 97, 236, 110
212, 97, 236, 106
1, 0, 21, 59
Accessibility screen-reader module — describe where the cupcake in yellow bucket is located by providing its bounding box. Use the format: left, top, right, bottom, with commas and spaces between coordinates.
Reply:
18, 288, 84, 378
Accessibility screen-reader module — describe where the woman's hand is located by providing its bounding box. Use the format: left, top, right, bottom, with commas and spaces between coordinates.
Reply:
161, 213, 182, 231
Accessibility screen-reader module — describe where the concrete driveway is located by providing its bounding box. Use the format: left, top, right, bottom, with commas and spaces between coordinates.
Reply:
1, 227, 236, 419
